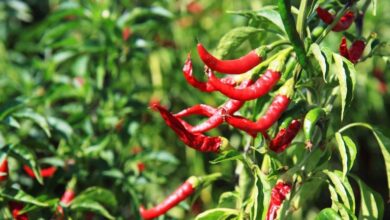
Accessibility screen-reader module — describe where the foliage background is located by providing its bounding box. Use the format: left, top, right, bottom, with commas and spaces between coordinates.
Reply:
0, 0, 389, 219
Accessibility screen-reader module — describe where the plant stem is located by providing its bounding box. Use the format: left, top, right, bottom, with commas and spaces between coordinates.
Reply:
297, 0, 309, 38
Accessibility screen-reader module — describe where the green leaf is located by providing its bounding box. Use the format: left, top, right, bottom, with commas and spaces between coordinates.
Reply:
217, 192, 240, 209
9, 144, 43, 184
0, 186, 48, 207
335, 134, 357, 178
310, 43, 330, 82
342, 136, 357, 173
71, 187, 117, 208
195, 208, 239, 220
339, 123, 390, 198
210, 150, 243, 164
0, 98, 25, 120
13, 108, 51, 137
47, 117, 73, 139
228, 7, 284, 33
70, 200, 115, 220
315, 208, 342, 220
350, 175, 384, 220
215, 27, 263, 58
332, 54, 356, 120
144, 151, 179, 164
323, 170, 355, 212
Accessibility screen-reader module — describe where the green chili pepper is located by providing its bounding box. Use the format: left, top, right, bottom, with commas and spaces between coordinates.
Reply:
303, 107, 326, 150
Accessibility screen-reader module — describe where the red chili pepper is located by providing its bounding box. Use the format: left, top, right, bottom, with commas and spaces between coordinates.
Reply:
174, 81, 251, 133
266, 182, 292, 220
316, 7, 355, 32
183, 54, 237, 92
122, 27, 132, 41
339, 37, 365, 64
23, 165, 57, 178
0, 158, 8, 182
197, 43, 263, 74
151, 103, 229, 153
174, 104, 217, 118
187, 1, 203, 14
56, 178, 77, 220
225, 79, 295, 136
269, 120, 301, 153
9, 202, 29, 220
140, 177, 197, 219
137, 162, 146, 172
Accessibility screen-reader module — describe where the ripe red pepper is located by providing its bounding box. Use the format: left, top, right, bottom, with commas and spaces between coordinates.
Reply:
56, 189, 76, 219
183, 54, 237, 92
23, 165, 57, 179
137, 162, 146, 172
225, 79, 295, 136
269, 120, 301, 153
9, 202, 29, 220
151, 103, 229, 153
140, 177, 197, 219
206, 67, 282, 101
174, 81, 251, 133
174, 104, 217, 118
316, 7, 355, 32
339, 37, 365, 64
122, 27, 132, 41
197, 43, 263, 74
140, 173, 221, 219
266, 182, 292, 220
0, 158, 8, 182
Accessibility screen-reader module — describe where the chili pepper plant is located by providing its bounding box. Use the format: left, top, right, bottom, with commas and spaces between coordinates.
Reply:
0, 0, 389, 219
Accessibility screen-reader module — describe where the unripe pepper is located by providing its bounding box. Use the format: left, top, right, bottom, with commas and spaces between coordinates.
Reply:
151, 104, 229, 153
183, 54, 237, 92
225, 79, 295, 136
23, 165, 57, 179
197, 43, 264, 74
0, 158, 8, 182
339, 37, 365, 64
206, 54, 288, 101
316, 7, 355, 32
9, 202, 29, 220
303, 107, 326, 150
269, 119, 301, 153
266, 182, 292, 220
140, 173, 221, 219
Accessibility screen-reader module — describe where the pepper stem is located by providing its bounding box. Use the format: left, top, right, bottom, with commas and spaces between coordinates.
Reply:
278, 78, 295, 98
268, 48, 293, 72
189, 173, 223, 188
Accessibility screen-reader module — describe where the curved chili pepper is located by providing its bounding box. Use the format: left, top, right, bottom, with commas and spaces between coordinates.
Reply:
266, 182, 292, 220
316, 7, 355, 32
175, 80, 251, 133
269, 119, 301, 153
151, 103, 229, 153
339, 37, 365, 64
23, 165, 57, 179
174, 104, 217, 118
140, 176, 197, 219
140, 173, 221, 219
0, 158, 8, 182
56, 179, 76, 220
225, 79, 295, 136
303, 107, 326, 150
197, 43, 263, 74
183, 54, 236, 92
206, 68, 279, 101
9, 202, 29, 220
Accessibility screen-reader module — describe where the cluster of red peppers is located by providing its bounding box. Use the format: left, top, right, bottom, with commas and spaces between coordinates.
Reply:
316, 6, 366, 64
142, 39, 301, 218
